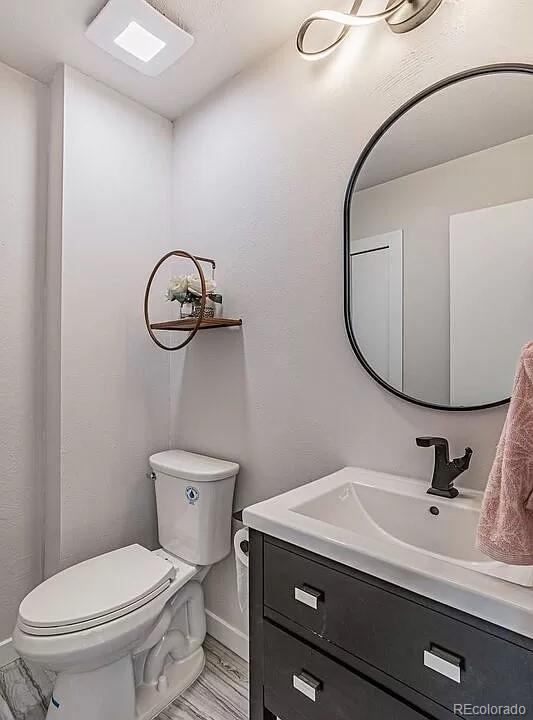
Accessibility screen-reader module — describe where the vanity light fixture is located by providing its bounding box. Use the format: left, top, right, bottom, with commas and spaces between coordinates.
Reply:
86, 0, 194, 77
296, 0, 443, 60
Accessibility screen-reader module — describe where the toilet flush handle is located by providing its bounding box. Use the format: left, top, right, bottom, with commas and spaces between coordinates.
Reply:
146, 471, 156, 481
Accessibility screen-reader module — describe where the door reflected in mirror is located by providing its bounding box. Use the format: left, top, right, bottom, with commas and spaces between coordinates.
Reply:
346, 66, 533, 410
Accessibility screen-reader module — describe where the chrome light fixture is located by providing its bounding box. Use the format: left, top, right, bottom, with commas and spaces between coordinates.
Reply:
296, 0, 443, 60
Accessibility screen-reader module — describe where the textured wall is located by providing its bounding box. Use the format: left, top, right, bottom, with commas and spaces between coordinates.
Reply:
170, 0, 533, 636
0, 62, 48, 638
48, 67, 173, 570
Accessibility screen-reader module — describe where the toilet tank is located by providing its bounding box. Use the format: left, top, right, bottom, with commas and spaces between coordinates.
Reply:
149, 450, 239, 566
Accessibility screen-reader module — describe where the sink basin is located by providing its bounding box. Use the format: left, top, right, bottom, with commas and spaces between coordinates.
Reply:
243, 467, 533, 639
293, 474, 533, 585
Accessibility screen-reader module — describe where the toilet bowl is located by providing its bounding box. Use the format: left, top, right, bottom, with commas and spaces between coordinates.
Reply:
13, 450, 239, 720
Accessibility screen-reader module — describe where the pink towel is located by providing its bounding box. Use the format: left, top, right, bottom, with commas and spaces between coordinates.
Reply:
477, 342, 533, 565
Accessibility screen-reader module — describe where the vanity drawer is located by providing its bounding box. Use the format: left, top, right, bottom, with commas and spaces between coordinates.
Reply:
264, 621, 426, 720
264, 540, 533, 715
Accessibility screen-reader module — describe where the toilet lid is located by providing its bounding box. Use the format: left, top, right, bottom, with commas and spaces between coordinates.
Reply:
19, 545, 176, 633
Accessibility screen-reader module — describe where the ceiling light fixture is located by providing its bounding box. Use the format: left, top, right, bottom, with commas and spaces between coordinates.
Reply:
114, 20, 166, 62
86, 0, 194, 77
296, 0, 443, 61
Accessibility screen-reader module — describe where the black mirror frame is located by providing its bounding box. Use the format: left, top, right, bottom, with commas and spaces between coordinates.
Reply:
344, 63, 533, 412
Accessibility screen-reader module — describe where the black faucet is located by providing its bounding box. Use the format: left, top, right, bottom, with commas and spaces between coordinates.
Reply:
416, 437, 473, 498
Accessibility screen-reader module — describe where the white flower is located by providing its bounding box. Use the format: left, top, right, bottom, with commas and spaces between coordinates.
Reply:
166, 273, 216, 301
188, 275, 216, 297
169, 275, 189, 294
166, 274, 190, 301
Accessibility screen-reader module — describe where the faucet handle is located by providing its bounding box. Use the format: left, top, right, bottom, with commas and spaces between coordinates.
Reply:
416, 437, 449, 449
454, 447, 473, 471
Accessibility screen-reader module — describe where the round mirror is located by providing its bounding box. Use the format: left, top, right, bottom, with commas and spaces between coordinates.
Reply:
345, 64, 533, 411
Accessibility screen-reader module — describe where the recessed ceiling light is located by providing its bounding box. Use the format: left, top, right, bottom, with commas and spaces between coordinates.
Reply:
86, 0, 194, 77
114, 21, 166, 63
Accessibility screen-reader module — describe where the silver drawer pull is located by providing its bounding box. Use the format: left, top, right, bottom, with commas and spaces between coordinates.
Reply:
294, 585, 323, 610
293, 671, 322, 701
424, 646, 462, 683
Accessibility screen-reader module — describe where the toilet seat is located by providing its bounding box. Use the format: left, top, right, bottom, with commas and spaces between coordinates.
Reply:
18, 545, 192, 636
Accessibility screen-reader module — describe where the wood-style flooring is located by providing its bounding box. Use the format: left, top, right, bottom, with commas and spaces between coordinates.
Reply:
0, 637, 248, 720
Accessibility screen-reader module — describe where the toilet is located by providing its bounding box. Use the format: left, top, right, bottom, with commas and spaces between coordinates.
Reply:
13, 450, 239, 720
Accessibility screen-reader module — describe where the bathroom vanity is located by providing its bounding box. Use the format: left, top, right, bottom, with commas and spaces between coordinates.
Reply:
244, 468, 533, 720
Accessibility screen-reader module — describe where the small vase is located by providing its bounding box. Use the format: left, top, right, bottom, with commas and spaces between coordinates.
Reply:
210, 293, 223, 318
179, 299, 193, 319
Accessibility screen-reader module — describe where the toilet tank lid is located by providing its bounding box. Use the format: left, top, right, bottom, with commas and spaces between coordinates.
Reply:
150, 450, 239, 481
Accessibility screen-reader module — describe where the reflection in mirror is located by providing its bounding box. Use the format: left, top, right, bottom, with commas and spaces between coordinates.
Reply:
347, 68, 533, 409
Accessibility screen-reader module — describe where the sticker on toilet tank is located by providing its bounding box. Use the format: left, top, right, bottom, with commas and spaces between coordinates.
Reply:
186, 486, 200, 505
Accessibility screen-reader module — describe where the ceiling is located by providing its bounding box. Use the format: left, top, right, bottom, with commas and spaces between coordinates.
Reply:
0, 0, 342, 119
357, 72, 533, 190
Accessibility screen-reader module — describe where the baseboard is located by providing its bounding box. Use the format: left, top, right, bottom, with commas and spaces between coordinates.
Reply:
205, 610, 249, 662
0, 638, 17, 668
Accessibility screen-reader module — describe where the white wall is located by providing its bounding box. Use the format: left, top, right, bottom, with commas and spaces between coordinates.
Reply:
46, 67, 174, 572
0, 62, 48, 638
170, 0, 533, 638
352, 133, 533, 405
2, 0, 531, 650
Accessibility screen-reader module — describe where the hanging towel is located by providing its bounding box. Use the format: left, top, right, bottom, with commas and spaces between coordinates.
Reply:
477, 342, 533, 564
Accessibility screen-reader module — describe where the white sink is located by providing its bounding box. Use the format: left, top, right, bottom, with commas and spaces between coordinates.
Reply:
295, 474, 532, 585
243, 467, 533, 639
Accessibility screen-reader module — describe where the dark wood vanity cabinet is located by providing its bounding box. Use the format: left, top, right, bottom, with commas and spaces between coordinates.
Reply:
249, 531, 533, 720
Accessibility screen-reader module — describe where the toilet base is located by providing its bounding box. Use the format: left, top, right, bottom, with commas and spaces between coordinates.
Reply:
45, 648, 205, 720
46, 655, 136, 720
135, 647, 205, 720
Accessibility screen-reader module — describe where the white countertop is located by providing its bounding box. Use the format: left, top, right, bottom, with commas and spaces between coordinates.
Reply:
243, 467, 533, 640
